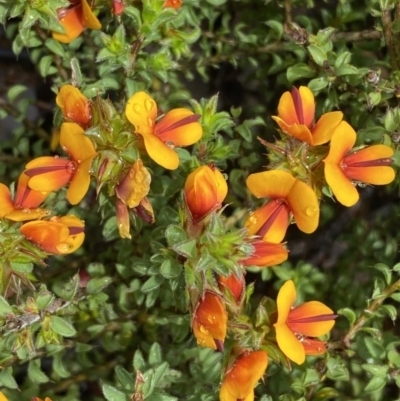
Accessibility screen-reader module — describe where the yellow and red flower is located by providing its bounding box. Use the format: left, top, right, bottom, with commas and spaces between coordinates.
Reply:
245, 170, 319, 243
219, 350, 268, 401
24, 122, 97, 205
272, 86, 343, 146
218, 273, 245, 304
0, 173, 50, 221
164, 0, 182, 9
242, 240, 288, 267
20, 215, 85, 255
56, 84, 91, 126
192, 291, 227, 351
274, 280, 337, 365
125, 91, 202, 170
184, 164, 228, 222
32, 397, 53, 401
115, 159, 151, 238
324, 121, 395, 207
53, 0, 101, 43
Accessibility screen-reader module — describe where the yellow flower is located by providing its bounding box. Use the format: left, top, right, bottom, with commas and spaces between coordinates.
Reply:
184, 164, 228, 222
324, 121, 395, 207
274, 280, 337, 364
272, 86, 343, 145
20, 215, 85, 255
245, 170, 319, 242
24, 122, 97, 205
219, 350, 268, 401
53, 0, 101, 43
125, 91, 202, 170
56, 84, 91, 126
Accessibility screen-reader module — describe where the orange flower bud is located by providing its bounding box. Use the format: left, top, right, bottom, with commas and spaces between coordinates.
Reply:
192, 291, 227, 351
242, 240, 288, 267
184, 165, 228, 222
56, 84, 91, 126
218, 274, 244, 304
219, 350, 268, 401
31, 398, 52, 401
116, 198, 131, 239
112, 0, 125, 15
20, 215, 85, 255
133, 197, 155, 224
164, 0, 182, 9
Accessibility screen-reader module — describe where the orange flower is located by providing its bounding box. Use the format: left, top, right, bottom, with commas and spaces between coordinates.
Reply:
184, 164, 228, 222
164, 0, 182, 9
0, 173, 50, 221
52, 0, 101, 43
193, 291, 227, 351
112, 0, 125, 15
125, 91, 202, 170
245, 170, 319, 243
219, 350, 268, 401
20, 215, 85, 255
56, 84, 90, 126
324, 121, 395, 207
218, 273, 244, 304
274, 280, 337, 365
0, 392, 7, 401
132, 196, 155, 224
272, 86, 343, 145
24, 122, 97, 205
31, 397, 53, 401
242, 240, 288, 267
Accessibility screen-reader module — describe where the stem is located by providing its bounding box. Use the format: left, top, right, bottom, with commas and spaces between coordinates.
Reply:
284, 0, 292, 25
381, 6, 399, 70
342, 278, 400, 348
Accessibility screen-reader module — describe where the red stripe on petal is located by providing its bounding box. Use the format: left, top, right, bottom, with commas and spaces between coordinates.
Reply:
155, 114, 201, 136
291, 87, 304, 124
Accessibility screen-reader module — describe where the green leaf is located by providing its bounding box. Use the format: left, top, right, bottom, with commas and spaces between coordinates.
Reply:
39, 55, 56, 77
364, 376, 386, 392
172, 239, 198, 259
160, 259, 182, 279
287, 63, 315, 83
50, 316, 77, 337
45, 38, 66, 57
373, 263, 392, 285
102, 383, 128, 401
141, 276, 164, 293
0, 296, 12, 315
133, 350, 146, 371
307, 44, 326, 66
115, 365, 135, 390
308, 77, 329, 92
334, 51, 352, 68
53, 353, 70, 378
335, 64, 358, 76
86, 277, 112, 294
362, 364, 389, 378
165, 225, 187, 246
0, 367, 18, 389
148, 342, 162, 366
28, 360, 49, 384
7, 84, 28, 103
338, 307, 357, 325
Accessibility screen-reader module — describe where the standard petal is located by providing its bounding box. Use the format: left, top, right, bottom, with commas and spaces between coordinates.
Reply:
286, 179, 319, 234
0, 183, 15, 217
276, 280, 296, 324
288, 301, 335, 337
246, 170, 296, 199
282, 124, 313, 144
141, 131, 180, 170
60, 122, 97, 162
312, 111, 343, 145
192, 319, 217, 350
324, 121, 356, 164
324, 163, 359, 207
276, 91, 298, 125
6, 209, 50, 222
299, 86, 315, 127
14, 173, 48, 209
218, 274, 244, 303
81, 0, 102, 29
67, 157, 95, 205
155, 109, 202, 146
25, 157, 73, 192
242, 241, 288, 267
219, 381, 236, 401
125, 92, 157, 137
345, 166, 395, 185
274, 323, 305, 364
213, 167, 228, 203
52, 6, 85, 43
244, 201, 289, 243
223, 351, 268, 399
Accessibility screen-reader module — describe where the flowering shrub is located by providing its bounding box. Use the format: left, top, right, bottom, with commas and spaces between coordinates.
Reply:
0, 1, 400, 401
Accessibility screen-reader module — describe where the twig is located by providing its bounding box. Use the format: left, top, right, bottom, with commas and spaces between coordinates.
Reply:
381, 7, 399, 70
284, 0, 292, 25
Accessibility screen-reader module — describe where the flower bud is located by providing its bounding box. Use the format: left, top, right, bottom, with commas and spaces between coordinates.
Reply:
218, 273, 244, 304
56, 85, 90, 126
184, 165, 228, 222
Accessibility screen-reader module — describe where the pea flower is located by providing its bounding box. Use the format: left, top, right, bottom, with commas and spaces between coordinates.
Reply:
52, 0, 101, 43
218, 273, 245, 304
125, 91, 202, 170
24, 122, 97, 205
219, 350, 268, 401
245, 170, 319, 243
272, 86, 343, 145
274, 280, 337, 365
56, 84, 90, 126
164, 0, 182, 9
324, 121, 395, 207
242, 240, 288, 267
20, 215, 85, 255
0, 173, 50, 221
115, 159, 151, 238
192, 291, 227, 351
184, 164, 228, 222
